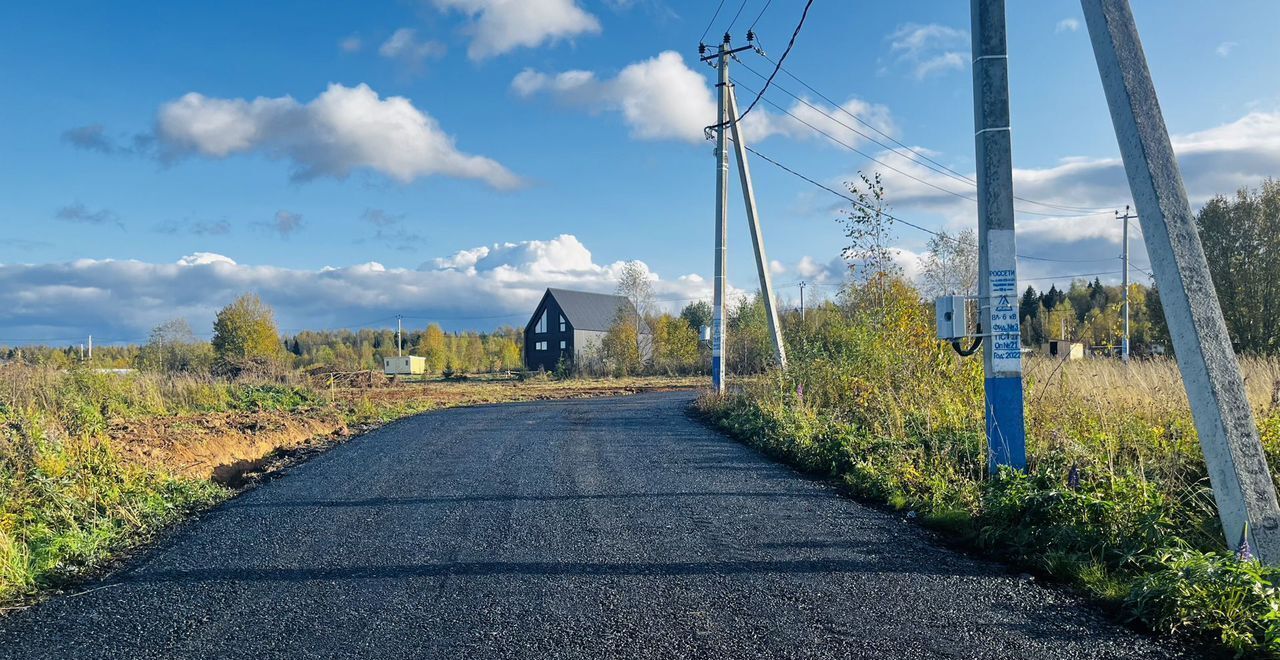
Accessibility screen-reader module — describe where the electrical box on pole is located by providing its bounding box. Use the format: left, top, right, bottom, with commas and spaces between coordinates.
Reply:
935, 296, 968, 341
1083, 0, 1280, 563
970, 0, 1027, 473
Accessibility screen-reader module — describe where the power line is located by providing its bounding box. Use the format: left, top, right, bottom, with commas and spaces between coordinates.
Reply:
748, 0, 773, 32
732, 77, 1104, 220
742, 54, 1115, 216
722, 0, 814, 129
735, 140, 1130, 266
698, 0, 727, 44
724, 0, 750, 34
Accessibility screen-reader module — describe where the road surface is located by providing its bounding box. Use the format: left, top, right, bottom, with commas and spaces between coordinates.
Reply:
0, 391, 1197, 659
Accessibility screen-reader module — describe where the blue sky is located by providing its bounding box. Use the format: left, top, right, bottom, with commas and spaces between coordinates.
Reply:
1, 0, 1277, 343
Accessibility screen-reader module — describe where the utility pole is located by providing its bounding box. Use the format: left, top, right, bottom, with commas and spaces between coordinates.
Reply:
799, 281, 807, 321
1118, 205, 1135, 362
1083, 0, 1280, 562
710, 35, 732, 393
396, 315, 403, 357
971, 0, 1026, 473
701, 34, 766, 392
87, 334, 93, 361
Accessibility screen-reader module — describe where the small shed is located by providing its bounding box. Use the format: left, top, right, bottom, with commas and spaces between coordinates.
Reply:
1041, 340, 1085, 361
524, 288, 651, 372
383, 355, 426, 375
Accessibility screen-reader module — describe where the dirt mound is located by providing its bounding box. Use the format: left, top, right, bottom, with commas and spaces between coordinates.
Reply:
110, 410, 348, 481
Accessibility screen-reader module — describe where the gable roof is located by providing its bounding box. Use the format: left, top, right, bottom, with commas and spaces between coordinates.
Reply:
544, 288, 649, 334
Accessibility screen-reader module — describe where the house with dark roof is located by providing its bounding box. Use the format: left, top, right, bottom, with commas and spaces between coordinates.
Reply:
523, 288, 651, 372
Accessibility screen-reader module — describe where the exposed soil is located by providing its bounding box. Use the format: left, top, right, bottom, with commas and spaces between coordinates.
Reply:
108, 378, 702, 486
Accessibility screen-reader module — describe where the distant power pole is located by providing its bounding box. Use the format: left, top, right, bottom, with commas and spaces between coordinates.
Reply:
396, 315, 403, 357
799, 281, 807, 321
87, 334, 93, 361
1117, 205, 1136, 362
1083, 0, 1280, 562
971, 0, 1027, 473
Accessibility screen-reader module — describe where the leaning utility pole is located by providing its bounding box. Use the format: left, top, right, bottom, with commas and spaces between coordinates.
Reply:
1083, 0, 1280, 562
1118, 205, 1136, 362
701, 34, 788, 392
971, 0, 1027, 472
726, 83, 787, 369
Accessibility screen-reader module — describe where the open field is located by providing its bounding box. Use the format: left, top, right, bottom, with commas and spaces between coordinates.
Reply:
0, 366, 698, 607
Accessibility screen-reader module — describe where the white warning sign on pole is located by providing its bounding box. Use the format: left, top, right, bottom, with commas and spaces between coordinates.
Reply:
987, 229, 1022, 374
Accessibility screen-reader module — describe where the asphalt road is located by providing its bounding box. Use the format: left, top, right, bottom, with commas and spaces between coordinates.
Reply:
0, 391, 1199, 659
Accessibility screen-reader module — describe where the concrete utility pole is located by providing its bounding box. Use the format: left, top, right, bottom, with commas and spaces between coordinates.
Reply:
799, 281, 807, 321
1083, 0, 1280, 561
87, 334, 93, 361
702, 35, 783, 392
710, 38, 731, 393
396, 315, 403, 357
726, 84, 788, 369
971, 0, 1027, 472
1118, 205, 1136, 362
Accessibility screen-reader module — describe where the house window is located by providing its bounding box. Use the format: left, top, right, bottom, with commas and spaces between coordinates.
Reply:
559, 315, 566, 332
535, 310, 547, 334
559, 340, 566, 349
535, 341, 547, 351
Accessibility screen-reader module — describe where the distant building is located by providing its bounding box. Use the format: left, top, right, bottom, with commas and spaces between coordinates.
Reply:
1041, 339, 1085, 361
524, 288, 651, 372
383, 355, 426, 375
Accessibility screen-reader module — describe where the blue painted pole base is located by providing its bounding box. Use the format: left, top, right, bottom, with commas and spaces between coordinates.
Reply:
985, 375, 1027, 473
711, 356, 722, 392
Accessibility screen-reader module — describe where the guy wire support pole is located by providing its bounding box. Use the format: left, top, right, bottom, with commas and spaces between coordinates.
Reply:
726, 81, 788, 369
971, 0, 1027, 473
1083, 0, 1280, 562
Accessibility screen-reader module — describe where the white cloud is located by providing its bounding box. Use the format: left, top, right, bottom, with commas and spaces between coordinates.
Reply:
56, 203, 123, 229
429, 0, 601, 60
176, 252, 236, 266
821, 110, 1280, 288
512, 51, 715, 143
887, 23, 969, 79
1056, 18, 1080, 33
378, 28, 446, 71
339, 35, 363, 53
0, 235, 711, 344
155, 83, 522, 189
1216, 41, 1238, 58
741, 96, 896, 148
255, 210, 304, 238
514, 51, 896, 148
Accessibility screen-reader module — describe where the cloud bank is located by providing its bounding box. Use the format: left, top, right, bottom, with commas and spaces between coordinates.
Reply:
0, 235, 711, 344
429, 0, 601, 60
155, 83, 522, 188
512, 51, 895, 147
